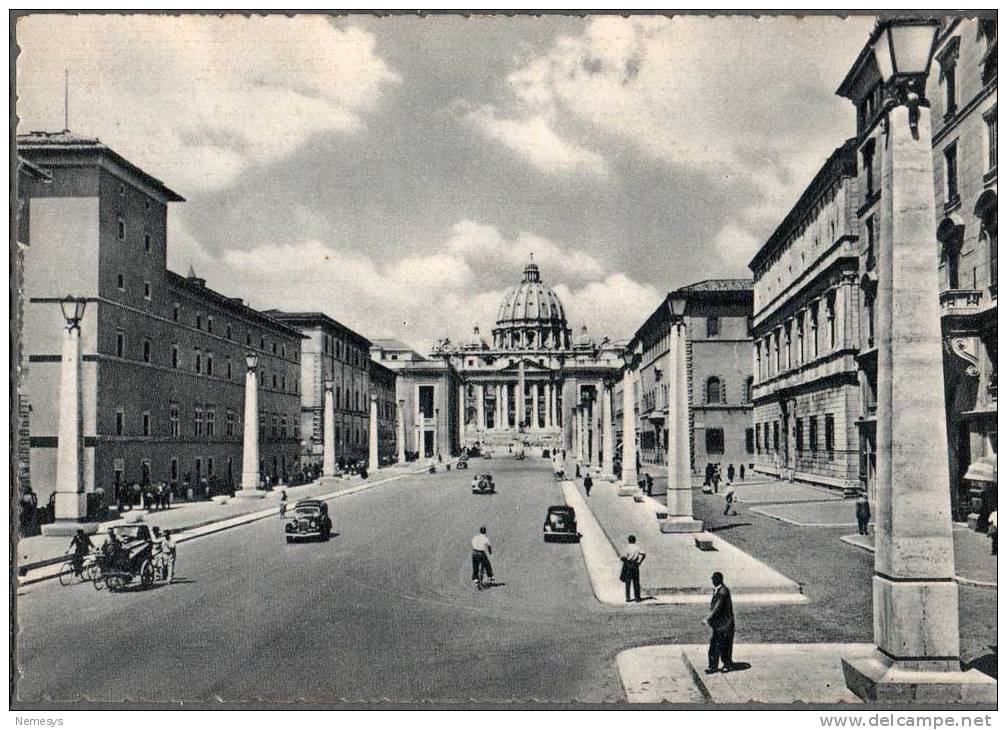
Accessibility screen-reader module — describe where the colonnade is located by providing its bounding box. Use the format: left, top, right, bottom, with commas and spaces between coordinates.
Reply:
465, 380, 561, 431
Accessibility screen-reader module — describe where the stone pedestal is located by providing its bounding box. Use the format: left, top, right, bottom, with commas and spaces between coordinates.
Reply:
842, 650, 996, 704
658, 516, 704, 534
42, 494, 99, 535
322, 382, 336, 478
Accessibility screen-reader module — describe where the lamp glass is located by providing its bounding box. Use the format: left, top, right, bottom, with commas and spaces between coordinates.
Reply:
246, 352, 258, 369
888, 23, 938, 76
75, 299, 87, 320
669, 296, 687, 318
59, 297, 72, 322
872, 27, 895, 82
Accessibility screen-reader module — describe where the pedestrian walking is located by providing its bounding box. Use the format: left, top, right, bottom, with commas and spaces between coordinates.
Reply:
711, 466, 721, 494
561, 449, 566, 461
723, 482, 737, 516
704, 463, 713, 486
279, 489, 288, 518
471, 526, 494, 588
727, 464, 735, 483
620, 535, 645, 603
583, 473, 593, 497
645, 473, 654, 496
988, 510, 997, 556
855, 493, 871, 535
575, 463, 581, 478
703, 572, 735, 674
739, 464, 745, 482
162, 529, 176, 583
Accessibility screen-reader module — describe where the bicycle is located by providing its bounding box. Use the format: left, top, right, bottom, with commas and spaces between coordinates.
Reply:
58, 551, 100, 587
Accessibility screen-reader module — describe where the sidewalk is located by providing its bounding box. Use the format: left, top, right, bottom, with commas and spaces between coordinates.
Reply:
840, 526, 997, 589
563, 475, 805, 605
16, 460, 441, 584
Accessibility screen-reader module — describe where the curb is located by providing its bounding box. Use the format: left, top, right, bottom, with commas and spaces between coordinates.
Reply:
840, 534, 996, 590
17, 464, 440, 587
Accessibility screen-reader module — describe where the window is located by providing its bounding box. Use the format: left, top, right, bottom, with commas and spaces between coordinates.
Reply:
825, 414, 835, 453
743, 376, 753, 403
207, 316, 213, 334
980, 19, 997, 85
862, 140, 876, 200
144, 233, 151, 252
142, 339, 151, 363
810, 304, 819, 358
226, 410, 235, 437
143, 281, 151, 301
985, 107, 998, 172
194, 349, 202, 374
170, 458, 178, 483
706, 317, 720, 337
207, 457, 214, 477
173, 303, 180, 322
116, 330, 125, 358
195, 313, 202, 330
195, 408, 203, 436
206, 353, 214, 377
772, 421, 780, 451
259, 414, 265, 437
826, 295, 836, 349
755, 424, 762, 452
117, 216, 125, 241
808, 415, 818, 452
795, 418, 804, 452
944, 142, 959, 204
171, 344, 179, 369
260, 336, 265, 350
705, 428, 725, 454
246, 332, 252, 346
206, 410, 215, 437
419, 385, 435, 418
119, 183, 125, 197
170, 405, 179, 437
943, 58, 957, 117
142, 412, 151, 437
116, 272, 125, 290
226, 324, 232, 340
745, 428, 754, 454
706, 376, 723, 404
281, 375, 286, 391
115, 408, 124, 436
865, 215, 876, 271
272, 342, 277, 354
226, 358, 233, 380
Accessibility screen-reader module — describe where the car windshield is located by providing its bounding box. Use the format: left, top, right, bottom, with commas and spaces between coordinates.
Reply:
112, 526, 146, 541
295, 506, 320, 516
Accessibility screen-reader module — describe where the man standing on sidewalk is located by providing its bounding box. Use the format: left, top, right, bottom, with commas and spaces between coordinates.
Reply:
620, 535, 645, 603
703, 572, 735, 674
855, 493, 871, 536
583, 472, 593, 497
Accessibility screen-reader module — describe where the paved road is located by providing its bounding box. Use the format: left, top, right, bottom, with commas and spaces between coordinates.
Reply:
16, 458, 997, 704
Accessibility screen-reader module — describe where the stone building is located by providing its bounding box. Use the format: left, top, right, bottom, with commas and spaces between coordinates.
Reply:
17, 132, 303, 504
625, 280, 755, 478
368, 360, 399, 466
266, 311, 381, 467
749, 140, 864, 491
838, 16, 997, 517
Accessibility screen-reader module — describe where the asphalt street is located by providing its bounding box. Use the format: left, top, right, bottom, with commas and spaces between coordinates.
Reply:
15, 457, 998, 705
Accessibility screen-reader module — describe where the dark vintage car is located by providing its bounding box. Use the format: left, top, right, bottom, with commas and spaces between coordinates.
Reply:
285, 499, 333, 542
472, 474, 496, 494
543, 505, 580, 542
457, 456, 469, 470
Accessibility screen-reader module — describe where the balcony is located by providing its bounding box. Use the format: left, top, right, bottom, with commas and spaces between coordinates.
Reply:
939, 288, 983, 316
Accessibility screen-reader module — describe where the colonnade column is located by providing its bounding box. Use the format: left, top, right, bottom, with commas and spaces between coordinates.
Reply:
544, 383, 553, 428
531, 382, 540, 430
322, 379, 336, 478
517, 361, 526, 428
661, 318, 702, 532
476, 384, 485, 432
396, 399, 406, 464
601, 382, 614, 480
458, 383, 465, 446
574, 406, 583, 461
619, 365, 638, 496
589, 383, 601, 472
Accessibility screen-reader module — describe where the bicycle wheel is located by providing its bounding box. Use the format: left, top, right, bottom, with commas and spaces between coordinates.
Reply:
104, 573, 126, 591
58, 561, 76, 586
83, 559, 101, 587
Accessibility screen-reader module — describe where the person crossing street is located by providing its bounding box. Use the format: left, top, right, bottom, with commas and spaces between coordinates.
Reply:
471, 526, 494, 589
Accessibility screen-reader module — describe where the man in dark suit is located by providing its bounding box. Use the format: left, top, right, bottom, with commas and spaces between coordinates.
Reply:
703, 571, 735, 673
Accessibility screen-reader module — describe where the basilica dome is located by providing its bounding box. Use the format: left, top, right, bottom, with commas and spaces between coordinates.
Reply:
493, 261, 572, 350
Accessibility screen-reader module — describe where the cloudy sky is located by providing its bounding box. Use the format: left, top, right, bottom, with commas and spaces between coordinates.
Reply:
17, 13, 876, 351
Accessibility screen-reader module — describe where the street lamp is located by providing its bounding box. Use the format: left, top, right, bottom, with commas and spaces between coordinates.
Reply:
238, 349, 263, 497
59, 295, 86, 330
667, 294, 687, 322
245, 351, 258, 371
838, 17, 995, 702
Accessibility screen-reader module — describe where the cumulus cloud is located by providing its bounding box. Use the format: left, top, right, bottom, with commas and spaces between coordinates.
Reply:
16, 15, 400, 191
555, 274, 663, 342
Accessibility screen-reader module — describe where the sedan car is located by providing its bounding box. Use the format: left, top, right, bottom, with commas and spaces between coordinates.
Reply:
285, 499, 333, 542
472, 474, 496, 494
543, 505, 580, 542
457, 457, 469, 470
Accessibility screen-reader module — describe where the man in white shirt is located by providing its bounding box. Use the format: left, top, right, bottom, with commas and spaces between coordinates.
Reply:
621, 535, 645, 602
471, 526, 494, 587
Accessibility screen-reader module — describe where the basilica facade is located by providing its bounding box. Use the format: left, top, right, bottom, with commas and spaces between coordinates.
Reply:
430, 260, 624, 460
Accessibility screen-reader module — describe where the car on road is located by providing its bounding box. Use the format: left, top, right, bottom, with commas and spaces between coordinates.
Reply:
472, 474, 496, 494
285, 499, 333, 542
543, 506, 580, 542
457, 456, 469, 469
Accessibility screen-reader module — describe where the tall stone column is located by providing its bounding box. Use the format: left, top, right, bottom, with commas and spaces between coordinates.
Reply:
574, 406, 583, 461
458, 383, 465, 445
45, 310, 98, 534
619, 366, 638, 495
238, 353, 264, 497
842, 98, 995, 702
601, 382, 614, 480
322, 380, 336, 477
531, 382, 540, 430
502, 383, 510, 429
368, 393, 379, 472
544, 383, 552, 428
433, 406, 440, 458
662, 321, 702, 531
396, 398, 406, 464
476, 384, 485, 432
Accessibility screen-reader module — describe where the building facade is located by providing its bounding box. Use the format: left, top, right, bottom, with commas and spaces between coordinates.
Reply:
17, 132, 303, 504
749, 141, 864, 491
838, 16, 997, 517
369, 361, 399, 466
626, 281, 755, 478
266, 311, 378, 468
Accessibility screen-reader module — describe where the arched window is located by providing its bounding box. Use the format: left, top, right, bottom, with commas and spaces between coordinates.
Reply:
937, 215, 965, 290
706, 376, 723, 405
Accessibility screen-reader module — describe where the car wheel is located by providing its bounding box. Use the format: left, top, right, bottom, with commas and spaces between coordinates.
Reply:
285, 536, 294, 544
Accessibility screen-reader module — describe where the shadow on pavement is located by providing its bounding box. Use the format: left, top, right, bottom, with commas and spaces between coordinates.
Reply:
707, 523, 753, 533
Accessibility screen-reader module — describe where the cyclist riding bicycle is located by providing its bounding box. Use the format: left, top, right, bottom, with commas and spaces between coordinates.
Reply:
68, 529, 93, 577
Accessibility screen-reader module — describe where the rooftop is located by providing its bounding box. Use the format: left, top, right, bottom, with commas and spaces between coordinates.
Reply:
264, 310, 371, 348
677, 278, 754, 293
16, 130, 185, 202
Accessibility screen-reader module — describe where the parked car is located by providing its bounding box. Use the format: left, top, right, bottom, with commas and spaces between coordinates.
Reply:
541, 449, 551, 459
457, 456, 469, 470
543, 505, 580, 542
285, 499, 333, 542
472, 474, 496, 495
